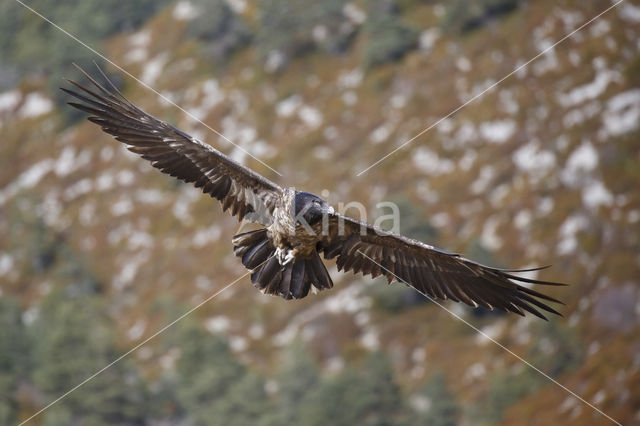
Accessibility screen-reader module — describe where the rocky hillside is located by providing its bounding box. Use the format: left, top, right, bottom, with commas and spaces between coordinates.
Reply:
1, 0, 639, 424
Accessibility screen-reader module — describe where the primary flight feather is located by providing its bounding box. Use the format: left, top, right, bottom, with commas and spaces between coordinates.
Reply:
63, 65, 566, 319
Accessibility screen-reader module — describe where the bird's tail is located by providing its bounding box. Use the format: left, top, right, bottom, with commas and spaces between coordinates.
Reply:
232, 229, 333, 299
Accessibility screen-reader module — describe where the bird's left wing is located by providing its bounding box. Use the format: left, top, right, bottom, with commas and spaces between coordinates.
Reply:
321, 213, 566, 319
63, 65, 282, 224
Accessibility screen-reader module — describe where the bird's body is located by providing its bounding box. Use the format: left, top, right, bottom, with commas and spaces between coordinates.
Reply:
63, 65, 567, 319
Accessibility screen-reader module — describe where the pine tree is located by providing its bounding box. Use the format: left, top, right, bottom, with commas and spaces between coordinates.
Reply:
0, 297, 31, 425
31, 290, 147, 425
410, 371, 460, 426
300, 351, 403, 426
274, 341, 320, 425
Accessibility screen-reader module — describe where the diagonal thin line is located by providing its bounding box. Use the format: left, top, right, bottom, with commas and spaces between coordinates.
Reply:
356, 250, 622, 426
18, 267, 253, 425
13, 0, 283, 177
356, 0, 626, 176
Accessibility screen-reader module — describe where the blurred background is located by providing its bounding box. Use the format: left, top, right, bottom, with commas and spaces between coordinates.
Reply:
1, 0, 639, 424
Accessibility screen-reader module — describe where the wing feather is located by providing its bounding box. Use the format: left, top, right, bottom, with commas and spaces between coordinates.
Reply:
322, 213, 565, 319
63, 65, 282, 224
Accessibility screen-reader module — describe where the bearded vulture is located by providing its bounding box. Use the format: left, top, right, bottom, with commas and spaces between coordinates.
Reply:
62, 65, 566, 319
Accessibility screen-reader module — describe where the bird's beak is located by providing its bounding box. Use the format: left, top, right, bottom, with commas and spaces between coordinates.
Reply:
326, 205, 335, 215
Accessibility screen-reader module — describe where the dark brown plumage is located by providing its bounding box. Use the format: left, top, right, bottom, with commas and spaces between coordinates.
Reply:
64, 64, 566, 319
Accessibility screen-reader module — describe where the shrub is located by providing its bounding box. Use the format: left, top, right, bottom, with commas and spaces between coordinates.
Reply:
186, 0, 251, 60
257, 0, 356, 68
362, 0, 419, 68
442, 0, 525, 33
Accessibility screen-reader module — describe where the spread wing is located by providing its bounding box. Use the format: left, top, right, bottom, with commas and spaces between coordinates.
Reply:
62, 65, 282, 224
321, 213, 566, 319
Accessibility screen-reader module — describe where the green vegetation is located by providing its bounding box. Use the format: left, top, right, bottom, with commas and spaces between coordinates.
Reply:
0, 0, 172, 119
257, 0, 355, 67
0, 298, 31, 425
32, 290, 148, 425
362, 0, 419, 68
186, 0, 250, 61
410, 371, 460, 426
443, 0, 525, 33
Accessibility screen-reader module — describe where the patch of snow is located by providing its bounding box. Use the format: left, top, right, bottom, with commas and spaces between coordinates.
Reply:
192, 225, 221, 247
481, 215, 502, 251
116, 170, 136, 186
135, 189, 165, 205
0, 90, 21, 113
276, 94, 302, 117
110, 197, 133, 216
140, 53, 169, 86
536, 196, 554, 216
273, 323, 298, 346
298, 105, 323, 129
456, 57, 471, 72
221, 118, 256, 150
498, 90, 519, 115
412, 147, 454, 176
561, 141, 599, 187
589, 19, 610, 37
457, 149, 477, 171
129, 29, 151, 47
360, 329, 379, 350
453, 122, 476, 147
430, 212, 450, 228
563, 101, 600, 128
225, 0, 247, 13
602, 89, 640, 137
410, 395, 431, 413
479, 119, 516, 144
419, 28, 440, 51
514, 210, 532, 230
64, 178, 93, 201
557, 214, 588, 255
205, 316, 231, 333
124, 48, 148, 64
470, 165, 495, 195
191, 78, 225, 119
264, 50, 286, 73
79, 202, 96, 226
112, 252, 149, 290
436, 118, 454, 134
249, 323, 264, 339
127, 319, 147, 340
619, 3, 640, 23
18, 92, 53, 118
476, 320, 505, 345
337, 68, 363, 90
173, 1, 198, 20
557, 68, 620, 108
582, 180, 613, 210
464, 362, 486, 383
127, 231, 154, 250
195, 275, 212, 291
512, 140, 556, 182
369, 122, 395, 144
229, 336, 248, 352
0, 159, 54, 206
343, 3, 366, 24
342, 90, 358, 106
325, 284, 371, 314
0, 254, 13, 277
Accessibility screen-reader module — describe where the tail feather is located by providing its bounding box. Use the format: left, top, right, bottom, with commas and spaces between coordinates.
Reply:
232, 229, 333, 299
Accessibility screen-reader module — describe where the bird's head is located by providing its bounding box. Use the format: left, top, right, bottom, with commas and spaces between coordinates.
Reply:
292, 191, 334, 226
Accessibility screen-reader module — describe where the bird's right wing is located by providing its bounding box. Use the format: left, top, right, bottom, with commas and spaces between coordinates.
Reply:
63, 65, 282, 224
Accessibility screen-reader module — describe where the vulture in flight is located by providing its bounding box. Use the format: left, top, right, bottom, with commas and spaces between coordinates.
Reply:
63, 65, 566, 320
